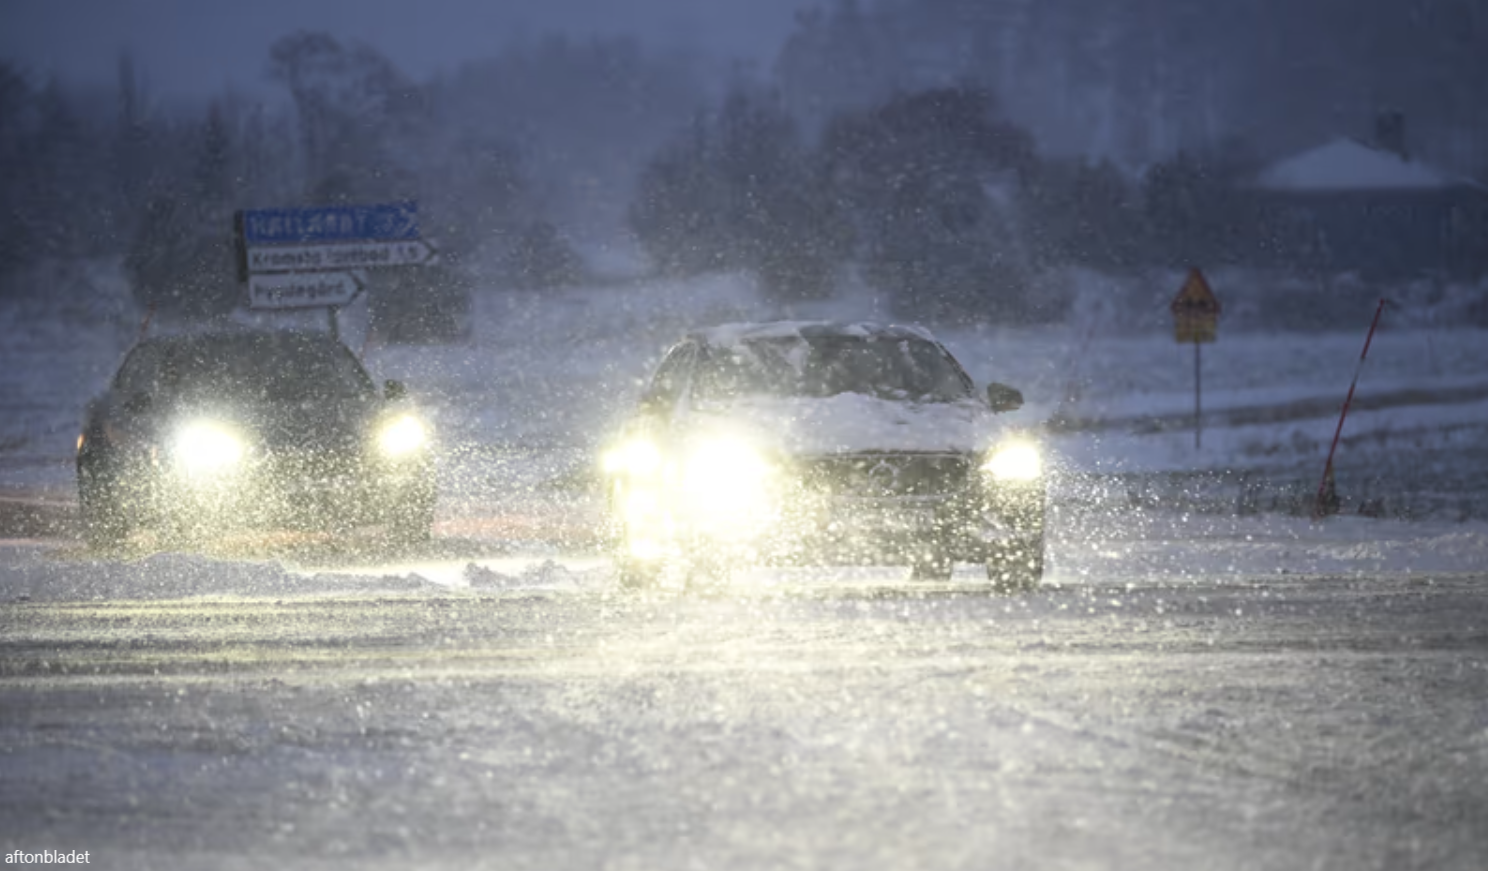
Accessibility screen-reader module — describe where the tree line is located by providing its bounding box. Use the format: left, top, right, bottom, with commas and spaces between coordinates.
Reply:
3, 2, 1485, 328
775, 0, 1488, 179
0, 31, 706, 321
629, 82, 1316, 324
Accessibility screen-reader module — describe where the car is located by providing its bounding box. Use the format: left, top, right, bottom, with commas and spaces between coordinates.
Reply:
76, 328, 436, 549
600, 321, 1046, 591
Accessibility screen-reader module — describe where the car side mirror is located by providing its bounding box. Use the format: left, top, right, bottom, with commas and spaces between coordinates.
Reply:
384, 380, 407, 402
986, 383, 1024, 413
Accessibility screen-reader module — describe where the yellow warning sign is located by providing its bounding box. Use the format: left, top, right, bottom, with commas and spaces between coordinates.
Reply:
1171, 268, 1220, 343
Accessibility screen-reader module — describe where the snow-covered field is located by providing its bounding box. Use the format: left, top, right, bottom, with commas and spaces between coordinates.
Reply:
3, 261, 1488, 870
9, 261, 1488, 506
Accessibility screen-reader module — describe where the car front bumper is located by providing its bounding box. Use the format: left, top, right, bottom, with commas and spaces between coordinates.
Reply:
615, 475, 1045, 567
102, 451, 433, 533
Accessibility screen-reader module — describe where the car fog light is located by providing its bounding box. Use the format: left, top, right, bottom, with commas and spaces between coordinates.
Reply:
984, 440, 1042, 481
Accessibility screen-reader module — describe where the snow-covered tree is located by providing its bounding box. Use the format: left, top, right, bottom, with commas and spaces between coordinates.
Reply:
630, 87, 852, 301
269, 31, 425, 204
823, 86, 1043, 322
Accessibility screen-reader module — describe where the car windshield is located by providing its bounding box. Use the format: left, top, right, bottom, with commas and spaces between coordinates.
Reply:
693, 336, 972, 403
158, 335, 373, 401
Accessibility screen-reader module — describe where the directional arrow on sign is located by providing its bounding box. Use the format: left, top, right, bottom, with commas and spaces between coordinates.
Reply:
246, 238, 438, 274
247, 272, 365, 310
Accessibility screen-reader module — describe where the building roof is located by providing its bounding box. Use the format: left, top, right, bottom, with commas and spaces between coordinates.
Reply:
1254, 137, 1466, 192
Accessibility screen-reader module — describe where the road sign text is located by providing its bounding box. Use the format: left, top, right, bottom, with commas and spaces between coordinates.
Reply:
247, 239, 435, 274
247, 272, 363, 310
240, 202, 419, 245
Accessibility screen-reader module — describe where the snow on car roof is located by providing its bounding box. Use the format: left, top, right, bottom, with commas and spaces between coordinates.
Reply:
689, 320, 938, 347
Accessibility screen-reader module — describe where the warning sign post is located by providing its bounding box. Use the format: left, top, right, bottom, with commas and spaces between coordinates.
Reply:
1170, 268, 1221, 448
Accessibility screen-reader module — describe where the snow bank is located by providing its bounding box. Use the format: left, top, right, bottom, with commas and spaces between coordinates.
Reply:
1054, 512, 1488, 582
0, 546, 435, 603
0, 544, 620, 603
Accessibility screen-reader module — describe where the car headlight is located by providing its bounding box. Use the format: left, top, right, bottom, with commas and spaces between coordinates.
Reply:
682, 437, 773, 495
983, 439, 1042, 481
680, 437, 777, 539
603, 438, 662, 478
173, 420, 245, 474
378, 414, 428, 457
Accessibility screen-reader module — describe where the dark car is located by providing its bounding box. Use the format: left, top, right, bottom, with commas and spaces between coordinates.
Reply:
600, 321, 1046, 591
76, 328, 435, 548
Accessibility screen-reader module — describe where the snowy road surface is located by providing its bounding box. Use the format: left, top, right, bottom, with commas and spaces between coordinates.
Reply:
5, 271, 1488, 868
2, 546, 1487, 870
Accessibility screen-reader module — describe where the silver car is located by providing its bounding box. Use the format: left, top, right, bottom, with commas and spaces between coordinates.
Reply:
601, 321, 1046, 590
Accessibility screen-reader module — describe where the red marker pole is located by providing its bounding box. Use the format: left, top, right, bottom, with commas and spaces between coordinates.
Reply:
1313, 298, 1388, 519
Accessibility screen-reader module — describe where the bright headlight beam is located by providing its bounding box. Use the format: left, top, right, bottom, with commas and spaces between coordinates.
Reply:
679, 437, 777, 539
603, 438, 661, 477
174, 420, 245, 474
378, 415, 428, 456
683, 438, 771, 493
984, 441, 1042, 481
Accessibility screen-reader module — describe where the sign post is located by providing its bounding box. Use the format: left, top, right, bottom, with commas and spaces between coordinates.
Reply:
1170, 268, 1221, 449
233, 201, 436, 333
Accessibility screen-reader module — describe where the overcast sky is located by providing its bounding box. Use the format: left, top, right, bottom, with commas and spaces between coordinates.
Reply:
0, 0, 809, 100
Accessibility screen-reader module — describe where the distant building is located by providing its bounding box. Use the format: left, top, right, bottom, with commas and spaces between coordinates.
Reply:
1247, 117, 1488, 280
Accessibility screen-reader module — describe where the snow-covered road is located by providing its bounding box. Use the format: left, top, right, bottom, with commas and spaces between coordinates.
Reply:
2, 562, 1487, 870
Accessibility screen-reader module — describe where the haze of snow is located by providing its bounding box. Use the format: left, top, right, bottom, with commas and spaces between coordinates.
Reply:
3, 258, 1488, 601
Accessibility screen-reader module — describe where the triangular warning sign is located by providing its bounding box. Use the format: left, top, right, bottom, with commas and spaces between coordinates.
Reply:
1170, 268, 1220, 316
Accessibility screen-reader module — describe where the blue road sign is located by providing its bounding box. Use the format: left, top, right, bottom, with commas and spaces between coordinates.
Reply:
240, 201, 419, 245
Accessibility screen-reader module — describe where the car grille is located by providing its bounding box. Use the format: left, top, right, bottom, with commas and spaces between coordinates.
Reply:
798, 453, 972, 498
259, 447, 361, 484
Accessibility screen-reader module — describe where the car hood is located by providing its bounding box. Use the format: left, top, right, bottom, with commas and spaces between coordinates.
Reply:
687, 395, 1004, 456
